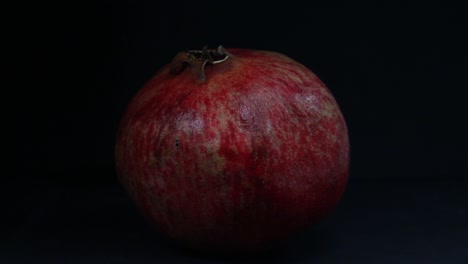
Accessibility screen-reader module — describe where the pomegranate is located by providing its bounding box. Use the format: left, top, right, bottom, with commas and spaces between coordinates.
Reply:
115, 46, 349, 251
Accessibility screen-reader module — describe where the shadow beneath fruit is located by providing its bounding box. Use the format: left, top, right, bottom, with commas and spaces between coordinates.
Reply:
157, 226, 332, 263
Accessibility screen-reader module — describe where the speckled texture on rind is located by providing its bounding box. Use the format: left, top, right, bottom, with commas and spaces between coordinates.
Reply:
115, 48, 350, 251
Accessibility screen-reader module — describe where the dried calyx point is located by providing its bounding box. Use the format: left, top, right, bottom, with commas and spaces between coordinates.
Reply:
170, 45, 230, 82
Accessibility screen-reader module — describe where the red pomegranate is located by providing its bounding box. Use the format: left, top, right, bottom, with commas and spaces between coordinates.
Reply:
115, 46, 349, 251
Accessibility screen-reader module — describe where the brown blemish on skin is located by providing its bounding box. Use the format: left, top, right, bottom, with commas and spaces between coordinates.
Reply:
198, 152, 227, 177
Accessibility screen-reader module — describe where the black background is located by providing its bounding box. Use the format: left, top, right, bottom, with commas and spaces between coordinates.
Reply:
9, 2, 468, 263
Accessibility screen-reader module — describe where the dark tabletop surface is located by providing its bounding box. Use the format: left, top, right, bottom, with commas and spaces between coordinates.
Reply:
5, 176, 468, 263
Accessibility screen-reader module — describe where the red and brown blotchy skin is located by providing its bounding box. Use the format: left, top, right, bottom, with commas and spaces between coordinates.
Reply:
115, 48, 349, 251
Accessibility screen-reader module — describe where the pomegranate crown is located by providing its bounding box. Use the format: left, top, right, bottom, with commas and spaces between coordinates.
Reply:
170, 45, 230, 82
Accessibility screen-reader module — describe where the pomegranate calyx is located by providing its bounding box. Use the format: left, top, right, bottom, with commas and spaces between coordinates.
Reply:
170, 45, 230, 82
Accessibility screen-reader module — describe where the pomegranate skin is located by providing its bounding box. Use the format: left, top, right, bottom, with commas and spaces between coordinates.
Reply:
115, 48, 349, 251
